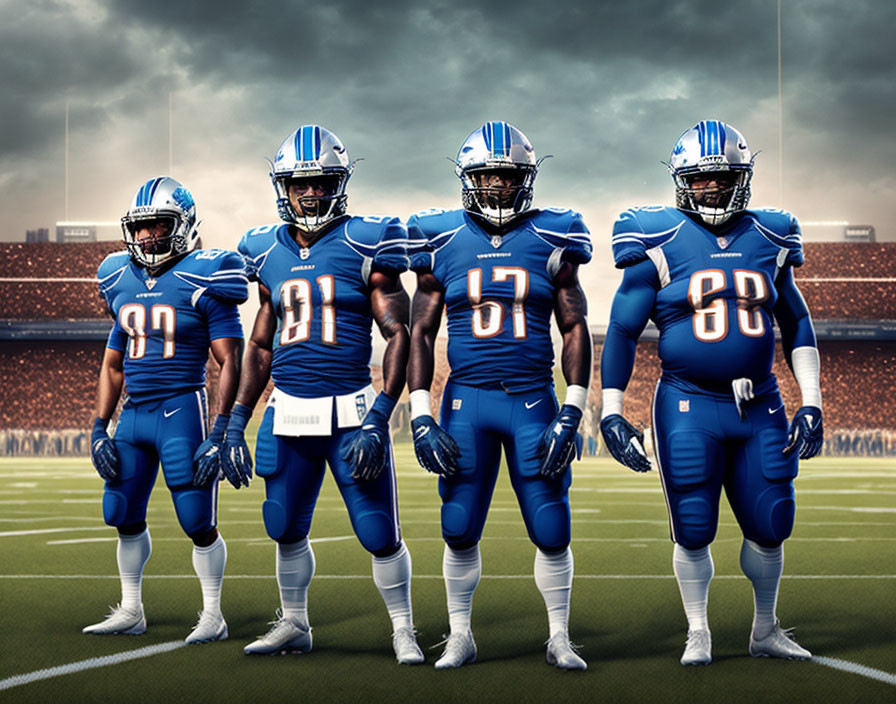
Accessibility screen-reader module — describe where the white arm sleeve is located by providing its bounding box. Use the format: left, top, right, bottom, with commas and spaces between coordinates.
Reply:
791, 346, 822, 410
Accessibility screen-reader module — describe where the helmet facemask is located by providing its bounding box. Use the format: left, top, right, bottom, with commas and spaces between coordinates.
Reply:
273, 170, 350, 233
674, 166, 752, 226
121, 212, 192, 269
461, 165, 536, 227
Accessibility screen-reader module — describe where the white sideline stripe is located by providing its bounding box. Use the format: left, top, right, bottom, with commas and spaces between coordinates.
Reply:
0, 517, 103, 523
0, 527, 110, 538
0, 640, 186, 692
799, 506, 896, 513
1, 574, 894, 580
812, 656, 896, 687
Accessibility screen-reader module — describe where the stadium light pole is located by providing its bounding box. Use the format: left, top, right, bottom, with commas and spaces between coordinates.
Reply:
65, 101, 70, 221
778, 0, 784, 207
169, 92, 174, 176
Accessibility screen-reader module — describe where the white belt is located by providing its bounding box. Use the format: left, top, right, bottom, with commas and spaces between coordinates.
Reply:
268, 384, 376, 437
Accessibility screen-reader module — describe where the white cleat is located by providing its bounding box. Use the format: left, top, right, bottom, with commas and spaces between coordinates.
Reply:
749, 620, 811, 660
244, 611, 312, 655
681, 629, 712, 666
82, 604, 146, 635
545, 632, 587, 670
392, 627, 425, 665
434, 631, 477, 669
185, 610, 228, 644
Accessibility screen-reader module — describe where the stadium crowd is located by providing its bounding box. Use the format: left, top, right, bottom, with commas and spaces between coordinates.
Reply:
1, 243, 894, 456
0, 242, 120, 319
797, 243, 896, 319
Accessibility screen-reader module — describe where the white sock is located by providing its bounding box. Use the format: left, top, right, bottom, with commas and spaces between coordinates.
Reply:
534, 547, 574, 638
443, 544, 481, 634
739, 538, 784, 638
192, 535, 227, 616
277, 538, 314, 628
117, 529, 151, 612
672, 544, 713, 631
372, 542, 414, 631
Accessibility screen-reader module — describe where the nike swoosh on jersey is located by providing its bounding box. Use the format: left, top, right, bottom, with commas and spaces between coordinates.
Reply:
163, 408, 182, 418
768, 404, 784, 414
525, 399, 543, 409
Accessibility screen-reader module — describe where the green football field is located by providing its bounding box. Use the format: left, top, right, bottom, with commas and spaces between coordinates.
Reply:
1, 448, 894, 703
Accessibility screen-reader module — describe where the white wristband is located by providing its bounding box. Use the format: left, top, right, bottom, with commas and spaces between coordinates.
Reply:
564, 385, 588, 412
409, 389, 432, 420
601, 388, 625, 420
792, 346, 823, 409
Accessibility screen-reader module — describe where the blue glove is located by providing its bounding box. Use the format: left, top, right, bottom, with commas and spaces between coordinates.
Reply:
192, 413, 229, 487
221, 403, 253, 489
600, 414, 651, 472
783, 405, 824, 459
537, 404, 583, 478
411, 415, 461, 478
342, 393, 396, 481
90, 417, 121, 482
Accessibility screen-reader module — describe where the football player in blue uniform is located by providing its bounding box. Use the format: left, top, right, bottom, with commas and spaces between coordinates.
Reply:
220, 126, 423, 664
408, 122, 592, 670
86, 177, 249, 643
600, 121, 823, 665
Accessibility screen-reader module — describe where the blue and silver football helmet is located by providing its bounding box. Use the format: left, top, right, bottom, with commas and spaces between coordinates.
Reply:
456, 121, 538, 227
669, 120, 754, 226
270, 125, 354, 232
121, 176, 199, 269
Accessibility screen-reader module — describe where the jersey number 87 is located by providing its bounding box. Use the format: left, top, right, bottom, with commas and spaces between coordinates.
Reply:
119, 303, 176, 359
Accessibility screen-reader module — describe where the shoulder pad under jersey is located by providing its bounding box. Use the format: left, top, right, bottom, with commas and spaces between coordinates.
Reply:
529, 208, 592, 265
173, 249, 249, 303
96, 250, 131, 303
238, 224, 281, 281
343, 215, 409, 275
407, 208, 466, 273
746, 208, 804, 267
611, 206, 685, 268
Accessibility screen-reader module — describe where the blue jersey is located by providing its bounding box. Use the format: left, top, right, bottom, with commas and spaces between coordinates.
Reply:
238, 216, 409, 397
97, 249, 248, 404
607, 206, 804, 395
408, 208, 591, 392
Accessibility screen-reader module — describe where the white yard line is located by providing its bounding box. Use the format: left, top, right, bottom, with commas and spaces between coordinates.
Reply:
0, 527, 112, 538
812, 656, 896, 687
0, 641, 187, 692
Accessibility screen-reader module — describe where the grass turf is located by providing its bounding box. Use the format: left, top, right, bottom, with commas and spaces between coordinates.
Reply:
1, 451, 894, 703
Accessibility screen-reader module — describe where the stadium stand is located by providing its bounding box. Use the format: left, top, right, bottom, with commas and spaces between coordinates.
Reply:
1, 241, 894, 456
798, 242, 896, 319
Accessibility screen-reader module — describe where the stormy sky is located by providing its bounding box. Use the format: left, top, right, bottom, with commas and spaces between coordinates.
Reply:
2, 0, 894, 318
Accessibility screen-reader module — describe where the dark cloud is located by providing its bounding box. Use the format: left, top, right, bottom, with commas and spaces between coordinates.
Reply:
1, 0, 894, 244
